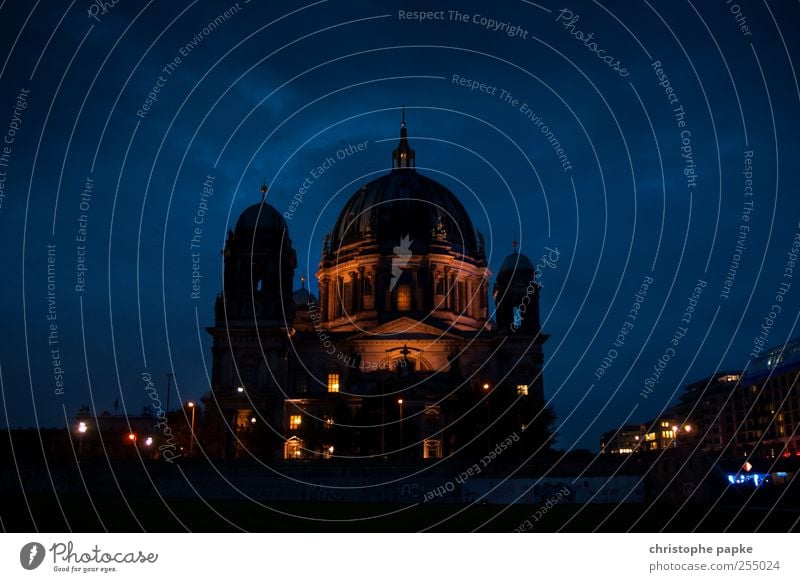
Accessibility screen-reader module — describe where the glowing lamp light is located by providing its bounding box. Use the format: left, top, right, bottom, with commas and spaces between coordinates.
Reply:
742, 461, 753, 472
397, 399, 403, 405
672, 425, 679, 432
684, 425, 692, 432
187, 401, 195, 408
127, 433, 136, 442
482, 383, 490, 391
78, 422, 87, 434
145, 437, 153, 446
251, 417, 257, 424
328, 446, 334, 453
237, 386, 244, 393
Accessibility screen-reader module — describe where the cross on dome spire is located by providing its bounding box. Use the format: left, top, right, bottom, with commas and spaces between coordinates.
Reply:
392, 106, 415, 170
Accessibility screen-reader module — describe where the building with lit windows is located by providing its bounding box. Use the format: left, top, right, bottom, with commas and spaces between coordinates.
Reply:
600, 418, 694, 455
732, 339, 800, 459
204, 115, 554, 461
599, 337, 800, 460
599, 424, 645, 454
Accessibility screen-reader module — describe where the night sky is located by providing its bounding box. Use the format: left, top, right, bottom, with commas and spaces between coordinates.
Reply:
1, 0, 798, 452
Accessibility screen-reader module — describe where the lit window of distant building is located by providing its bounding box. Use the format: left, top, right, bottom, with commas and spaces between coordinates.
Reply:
517, 384, 529, 396
327, 373, 340, 393
289, 415, 302, 430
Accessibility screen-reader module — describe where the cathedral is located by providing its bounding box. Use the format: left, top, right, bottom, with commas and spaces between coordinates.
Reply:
204, 114, 553, 462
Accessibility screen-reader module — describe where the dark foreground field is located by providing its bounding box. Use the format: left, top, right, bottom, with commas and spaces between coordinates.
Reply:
2, 494, 797, 532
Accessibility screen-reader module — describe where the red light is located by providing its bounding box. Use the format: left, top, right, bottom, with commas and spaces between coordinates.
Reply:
783, 452, 791, 458
127, 433, 136, 441
795, 452, 800, 457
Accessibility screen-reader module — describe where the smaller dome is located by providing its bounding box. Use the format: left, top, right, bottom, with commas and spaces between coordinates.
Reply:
499, 251, 535, 275
292, 276, 316, 309
292, 287, 317, 308
235, 201, 287, 233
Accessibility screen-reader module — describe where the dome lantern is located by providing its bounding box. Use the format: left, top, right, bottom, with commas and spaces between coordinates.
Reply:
391, 106, 415, 170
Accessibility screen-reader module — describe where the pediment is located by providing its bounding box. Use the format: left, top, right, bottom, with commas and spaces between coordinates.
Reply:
347, 317, 461, 341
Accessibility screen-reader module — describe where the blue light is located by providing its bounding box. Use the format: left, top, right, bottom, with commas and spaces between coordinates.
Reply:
727, 475, 735, 484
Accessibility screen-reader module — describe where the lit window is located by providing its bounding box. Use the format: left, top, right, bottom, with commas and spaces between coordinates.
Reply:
289, 415, 302, 430
284, 437, 303, 460
517, 384, 529, 396
423, 438, 442, 459
645, 432, 656, 441
660, 421, 669, 428
327, 373, 340, 393
397, 285, 411, 311
324, 416, 334, 429
236, 409, 253, 431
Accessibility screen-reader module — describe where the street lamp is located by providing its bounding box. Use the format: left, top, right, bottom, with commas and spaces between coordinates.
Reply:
397, 399, 404, 454
78, 422, 87, 458
482, 383, 491, 452
187, 401, 196, 456
237, 386, 244, 393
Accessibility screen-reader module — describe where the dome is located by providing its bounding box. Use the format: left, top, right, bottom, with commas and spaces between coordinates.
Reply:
328, 115, 480, 256
330, 171, 479, 255
499, 251, 535, 275
235, 201, 288, 234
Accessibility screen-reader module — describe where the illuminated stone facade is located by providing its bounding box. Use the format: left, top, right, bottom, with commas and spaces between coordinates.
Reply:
205, 117, 551, 461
